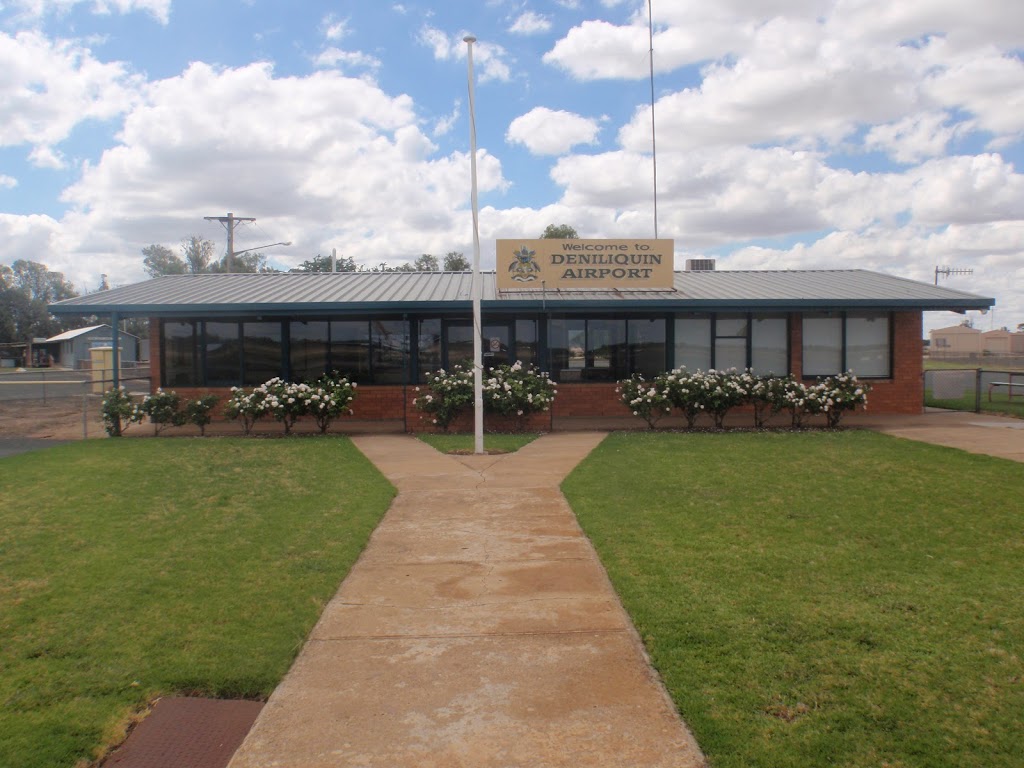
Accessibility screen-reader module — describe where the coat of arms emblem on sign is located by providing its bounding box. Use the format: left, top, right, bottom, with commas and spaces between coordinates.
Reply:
508, 245, 541, 282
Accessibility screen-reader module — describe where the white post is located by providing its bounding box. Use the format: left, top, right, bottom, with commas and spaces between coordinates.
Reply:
465, 35, 484, 455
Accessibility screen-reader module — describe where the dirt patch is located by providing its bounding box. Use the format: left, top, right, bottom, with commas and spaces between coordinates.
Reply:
0, 396, 106, 441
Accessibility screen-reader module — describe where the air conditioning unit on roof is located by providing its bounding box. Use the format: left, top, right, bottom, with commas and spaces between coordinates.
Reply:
685, 258, 716, 271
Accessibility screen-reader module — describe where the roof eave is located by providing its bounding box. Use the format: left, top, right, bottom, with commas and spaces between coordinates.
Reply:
51, 295, 995, 316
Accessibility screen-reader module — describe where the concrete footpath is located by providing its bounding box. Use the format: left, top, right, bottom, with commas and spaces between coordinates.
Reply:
228, 433, 706, 768
854, 410, 1024, 463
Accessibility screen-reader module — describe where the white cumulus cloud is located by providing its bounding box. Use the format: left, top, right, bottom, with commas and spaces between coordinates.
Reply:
506, 108, 601, 155
0, 31, 142, 164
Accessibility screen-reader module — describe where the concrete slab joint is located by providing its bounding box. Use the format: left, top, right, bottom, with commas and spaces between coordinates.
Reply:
228, 432, 706, 768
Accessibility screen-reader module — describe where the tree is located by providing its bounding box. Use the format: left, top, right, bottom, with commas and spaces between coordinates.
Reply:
412, 253, 439, 271
0, 260, 79, 341
142, 244, 187, 277
1017, 322, 1024, 333
540, 223, 579, 239
142, 236, 272, 276
182, 236, 216, 273
211, 251, 271, 273
294, 253, 357, 272
443, 252, 471, 270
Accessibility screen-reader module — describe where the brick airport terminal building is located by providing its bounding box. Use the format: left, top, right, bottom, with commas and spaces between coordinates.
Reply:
50, 239, 994, 431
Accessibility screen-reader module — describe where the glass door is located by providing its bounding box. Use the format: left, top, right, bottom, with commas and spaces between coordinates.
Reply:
445, 322, 512, 369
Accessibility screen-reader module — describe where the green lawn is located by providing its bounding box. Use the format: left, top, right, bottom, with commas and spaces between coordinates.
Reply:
924, 359, 1024, 372
0, 438, 395, 768
416, 432, 540, 454
924, 389, 1024, 419
563, 431, 1024, 768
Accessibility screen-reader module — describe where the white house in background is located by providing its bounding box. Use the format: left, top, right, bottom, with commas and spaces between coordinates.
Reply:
981, 329, 1024, 355
929, 325, 983, 356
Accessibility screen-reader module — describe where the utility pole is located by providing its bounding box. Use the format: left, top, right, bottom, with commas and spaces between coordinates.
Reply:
204, 212, 255, 273
934, 265, 973, 285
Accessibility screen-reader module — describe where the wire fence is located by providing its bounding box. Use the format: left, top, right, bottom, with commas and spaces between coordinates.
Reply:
0, 369, 150, 403
924, 368, 1024, 418
0, 370, 151, 441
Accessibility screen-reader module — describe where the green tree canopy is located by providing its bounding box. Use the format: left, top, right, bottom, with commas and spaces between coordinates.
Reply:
183, 236, 215, 273
443, 252, 471, 270
294, 253, 357, 273
413, 253, 440, 271
0, 260, 80, 341
142, 244, 187, 277
142, 236, 271, 276
540, 223, 579, 239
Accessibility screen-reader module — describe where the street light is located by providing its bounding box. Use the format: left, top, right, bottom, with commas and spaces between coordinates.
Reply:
228, 241, 291, 272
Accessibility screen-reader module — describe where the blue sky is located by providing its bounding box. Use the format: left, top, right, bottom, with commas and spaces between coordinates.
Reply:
1, 0, 1022, 332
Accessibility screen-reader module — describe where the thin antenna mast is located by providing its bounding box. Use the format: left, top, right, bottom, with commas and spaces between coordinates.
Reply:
648, 0, 658, 239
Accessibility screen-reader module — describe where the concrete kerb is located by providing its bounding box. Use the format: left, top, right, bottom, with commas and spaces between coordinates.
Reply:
227, 432, 706, 768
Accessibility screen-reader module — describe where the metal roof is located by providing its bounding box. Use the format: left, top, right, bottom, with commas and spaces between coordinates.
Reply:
45, 324, 107, 342
49, 269, 994, 316
44, 324, 141, 342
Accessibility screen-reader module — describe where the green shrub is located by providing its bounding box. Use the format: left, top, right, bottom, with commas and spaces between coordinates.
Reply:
616, 374, 672, 428
100, 387, 143, 437
139, 388, 186, 434
414, 365, 475, 432
185, 394, 220, 436
482, 361, 556, 430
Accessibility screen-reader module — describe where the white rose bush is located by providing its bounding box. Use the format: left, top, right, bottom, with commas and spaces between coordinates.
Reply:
618, 368, 870, 430
225, 373, 357, 435
414, 360, 556, 432
482, 361, 557, 431
102, 386, 222, 437
616, 374, 673, 429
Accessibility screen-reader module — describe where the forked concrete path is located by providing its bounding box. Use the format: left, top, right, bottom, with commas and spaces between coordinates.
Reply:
228, 433, 706, 768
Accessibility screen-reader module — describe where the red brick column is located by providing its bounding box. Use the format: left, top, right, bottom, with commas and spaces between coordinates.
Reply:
148, 318, 161, 393
789, 313, 803, 379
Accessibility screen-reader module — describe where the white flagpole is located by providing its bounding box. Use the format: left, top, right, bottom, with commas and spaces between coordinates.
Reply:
464, 35, 485, 455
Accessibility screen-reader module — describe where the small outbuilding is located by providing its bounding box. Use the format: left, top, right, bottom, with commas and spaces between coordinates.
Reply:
43, 324, 140, 370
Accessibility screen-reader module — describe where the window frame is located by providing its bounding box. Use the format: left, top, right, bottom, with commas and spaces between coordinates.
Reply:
800, 311, 893, 379
672, 313, 790, 375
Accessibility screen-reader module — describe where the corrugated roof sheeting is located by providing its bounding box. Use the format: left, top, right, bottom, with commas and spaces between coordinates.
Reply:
50, 269, 992, 313
673, 269, 986, 302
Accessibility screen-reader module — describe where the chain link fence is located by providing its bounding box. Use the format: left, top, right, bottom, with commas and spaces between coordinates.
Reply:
925, 368, 1024, 418
0, 368, 150, 403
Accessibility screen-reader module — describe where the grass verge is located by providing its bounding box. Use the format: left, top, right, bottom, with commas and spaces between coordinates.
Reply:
924, 389, 1024, 419
563, 431, 1023, 768
0, 437, 395, 768
416, 432, 540, 454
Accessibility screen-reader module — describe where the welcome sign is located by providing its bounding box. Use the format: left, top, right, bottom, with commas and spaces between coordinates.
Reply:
496, 239, 675, 291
